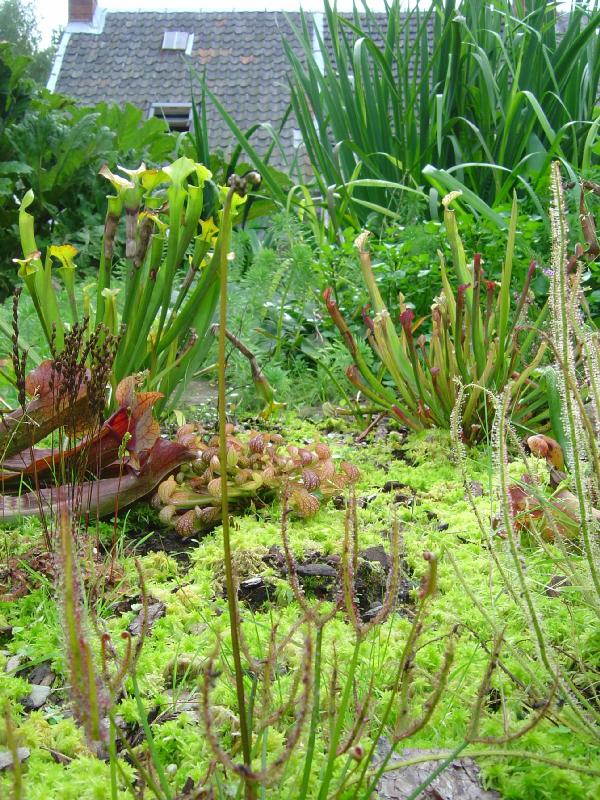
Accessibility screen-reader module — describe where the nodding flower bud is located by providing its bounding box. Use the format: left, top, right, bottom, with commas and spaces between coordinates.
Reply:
361, 304, 374, 332
457, 282, 470, 296
528, 260, 537, 279
244, 170, 262, 188
399, 308, 415, 333
227, 170, 262, 197
418, 551, 438, 599
351, 745, 365, 761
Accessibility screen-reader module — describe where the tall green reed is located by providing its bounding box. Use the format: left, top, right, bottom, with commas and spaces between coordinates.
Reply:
284, 0, 599, 224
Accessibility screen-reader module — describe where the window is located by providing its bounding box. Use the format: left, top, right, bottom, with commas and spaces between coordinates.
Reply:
162, 31, 193, 54
150, 103, 193, 132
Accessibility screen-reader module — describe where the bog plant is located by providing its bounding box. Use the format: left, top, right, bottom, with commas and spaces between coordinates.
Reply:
155, 424, 360, 536
0, 315, 194, 527
11, 157, 241, 413
325, 192, 548, 441
452, 162, 600, 751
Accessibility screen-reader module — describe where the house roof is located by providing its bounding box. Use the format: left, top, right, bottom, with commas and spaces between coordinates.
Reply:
50, 9, 401, 166
52, 10, 320, 164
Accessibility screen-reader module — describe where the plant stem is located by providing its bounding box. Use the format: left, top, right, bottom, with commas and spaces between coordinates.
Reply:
130, 671, 172, 800
108, 715, 119, 800
218, 184, 254, 798
318, 638, 361, 800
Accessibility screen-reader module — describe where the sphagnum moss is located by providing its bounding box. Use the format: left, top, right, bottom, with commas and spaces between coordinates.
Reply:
2, 419, 599, 798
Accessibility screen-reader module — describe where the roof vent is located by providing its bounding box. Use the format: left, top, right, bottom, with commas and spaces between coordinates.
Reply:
162, 31, 193, 53
150, 103, 193, 132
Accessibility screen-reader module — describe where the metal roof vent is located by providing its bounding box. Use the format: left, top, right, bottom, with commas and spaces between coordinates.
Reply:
162, 31, 194, 54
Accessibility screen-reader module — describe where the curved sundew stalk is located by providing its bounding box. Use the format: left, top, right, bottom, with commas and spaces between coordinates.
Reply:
549, 163, 600, 600
453, 380, 600, 736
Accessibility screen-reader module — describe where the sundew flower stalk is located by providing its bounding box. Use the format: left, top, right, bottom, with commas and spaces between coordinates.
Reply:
548, 162, 600, 599
57, 513, 109, 751
216, 171, 261, 797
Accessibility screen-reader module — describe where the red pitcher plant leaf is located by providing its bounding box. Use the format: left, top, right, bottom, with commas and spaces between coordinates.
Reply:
0, 438, 195, 523
0, 375, 163, 486
0, 360, 92, 460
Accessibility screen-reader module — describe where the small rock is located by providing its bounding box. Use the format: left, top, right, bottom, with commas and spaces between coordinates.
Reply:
238, 576, 272, 607
360, 545, 391, 571
394, 492, 413, 506
23, 684, 51, 710
545, 575, 570, 598
382, 480, 407, 493
5, 655, 22, 674
0, 747, 30, 771
296, 563, 337, 578
363, 603, 384, 620
128, 600, 166, 637
28, 662, 55, 687
263, 545, 286, 569
358, 493, 378, 508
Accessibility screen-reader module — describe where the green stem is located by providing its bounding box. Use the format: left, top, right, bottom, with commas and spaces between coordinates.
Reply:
318, 638, 361, 800
218, 185, 254, 799
108, 714, 118, 800
298, 625, 324, 800
131, 671, 172, 800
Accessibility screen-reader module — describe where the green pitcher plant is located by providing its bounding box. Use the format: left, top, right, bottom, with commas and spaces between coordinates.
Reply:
325, 192, 550, 442
12, 157, 244, 413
